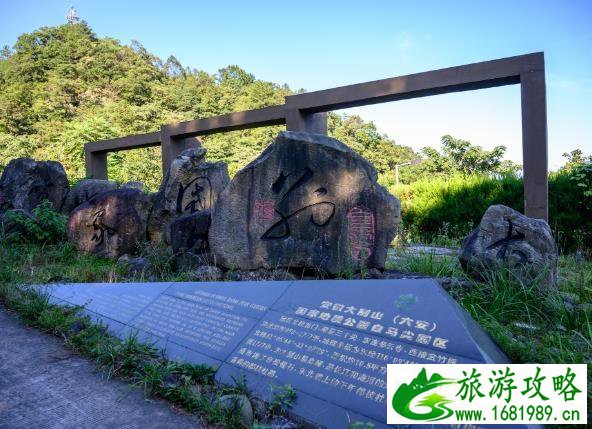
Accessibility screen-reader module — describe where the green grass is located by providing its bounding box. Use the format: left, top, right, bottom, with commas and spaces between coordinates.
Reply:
1, 240, 590, 427
389, 249, 592, 423
387, 249, 464, 278
392, 172, 592, 253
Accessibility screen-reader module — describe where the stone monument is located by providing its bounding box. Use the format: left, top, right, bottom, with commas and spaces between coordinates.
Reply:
209, 132, 400, 275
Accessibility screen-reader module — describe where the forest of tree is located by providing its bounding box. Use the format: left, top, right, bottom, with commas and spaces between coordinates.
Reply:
0, 22, 517, 190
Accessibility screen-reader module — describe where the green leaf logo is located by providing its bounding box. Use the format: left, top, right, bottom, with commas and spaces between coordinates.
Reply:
392, 368, 457, 421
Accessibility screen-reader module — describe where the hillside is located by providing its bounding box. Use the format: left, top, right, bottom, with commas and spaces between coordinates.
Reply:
0, 22, 416, 190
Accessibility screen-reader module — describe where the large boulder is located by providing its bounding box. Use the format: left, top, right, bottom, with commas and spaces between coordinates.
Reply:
209, 131, 401, 275
459, 205, 558, 290
147, 147, 229, 243
68, 189, 151, 258
0, 158, 69, 212
61, 179, 118, 214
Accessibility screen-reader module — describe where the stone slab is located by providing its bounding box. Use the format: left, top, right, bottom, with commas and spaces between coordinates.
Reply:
44, 278, 514, 429
46, 282, 172, 325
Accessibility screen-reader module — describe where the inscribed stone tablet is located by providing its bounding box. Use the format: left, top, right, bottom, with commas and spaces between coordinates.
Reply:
270, 279, 507, 363
163, 281, 291, 318
217, 279, 510, 428
46, 282, 171, 324
127, 281, 292, 360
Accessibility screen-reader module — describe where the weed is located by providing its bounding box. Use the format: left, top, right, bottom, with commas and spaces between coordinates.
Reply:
1, 200, 67, 244
267, 384, 297, 415
388, 249, 464, 278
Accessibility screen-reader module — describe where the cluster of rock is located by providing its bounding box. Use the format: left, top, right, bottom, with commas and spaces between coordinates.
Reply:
0, 131, 559, 287
0, 132, 401, 276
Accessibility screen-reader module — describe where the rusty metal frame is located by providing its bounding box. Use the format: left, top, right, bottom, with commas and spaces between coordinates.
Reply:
85, 52, 547, 220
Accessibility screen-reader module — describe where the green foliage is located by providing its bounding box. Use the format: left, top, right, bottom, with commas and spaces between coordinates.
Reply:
2, 199, 67, 244
413, 134, 519, 178
394, 170, 592, 253
570, 162, 592, 198
389, 251, 463, 278
328, 113, 417, 186
0, 22, 418, 191
267, 384, 297, 415
561, 149, 592, 171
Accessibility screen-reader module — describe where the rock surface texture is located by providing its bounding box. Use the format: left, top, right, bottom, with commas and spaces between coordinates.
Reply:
0, 157, 69, 212
148, 147, 229, 243
170, 209, 213, 269
459, 204, 558, 290
209, 131, 401, 274
68, 189, 151, 258
61, 179, 118, 214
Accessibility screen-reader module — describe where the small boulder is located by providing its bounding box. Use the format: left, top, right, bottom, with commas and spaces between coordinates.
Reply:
189, 265, 224, 281
68, 189, 152, 259
0, 157, 69, 212
216, 394, 253, 428
459, 205, 558, 290
147, 147, 229, 243
61, 179, 118, 214
209, 131, 400, 275
170, 209, 211, 255
117, 254, 150, 277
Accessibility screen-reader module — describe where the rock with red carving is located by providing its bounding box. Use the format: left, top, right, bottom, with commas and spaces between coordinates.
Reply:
209, 131, 401, 274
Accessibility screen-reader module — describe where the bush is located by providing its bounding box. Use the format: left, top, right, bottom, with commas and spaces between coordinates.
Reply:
392, 170, 591, 253
1, 200, 67, 244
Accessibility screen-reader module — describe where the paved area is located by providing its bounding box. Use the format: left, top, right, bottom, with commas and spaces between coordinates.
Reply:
0, 306, 203, 429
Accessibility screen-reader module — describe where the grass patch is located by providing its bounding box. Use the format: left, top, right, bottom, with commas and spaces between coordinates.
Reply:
389, 249, 592, 421
387, 249, 464, 278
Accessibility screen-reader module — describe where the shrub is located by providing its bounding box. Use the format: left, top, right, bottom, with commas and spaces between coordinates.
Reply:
392, 170, 591, 253
1, 200, 67, 244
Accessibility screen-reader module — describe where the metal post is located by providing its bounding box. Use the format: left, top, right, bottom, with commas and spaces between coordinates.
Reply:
285, 109, 327, 134
85, 147, 108, 180
520, 57, 548, 221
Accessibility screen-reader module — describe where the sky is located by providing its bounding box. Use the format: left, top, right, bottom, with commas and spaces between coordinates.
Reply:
1, 0, 591, 170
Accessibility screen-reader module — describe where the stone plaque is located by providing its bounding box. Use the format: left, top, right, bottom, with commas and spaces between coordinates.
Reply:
47, 282, 171, 325
127, 281, 290, 360
216, 280, 508, 428
46, 278, 513, 429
